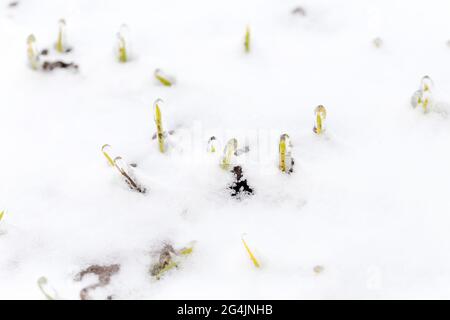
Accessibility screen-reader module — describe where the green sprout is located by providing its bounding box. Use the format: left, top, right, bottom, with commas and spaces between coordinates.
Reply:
37, 277, 57, 300
150, 244, 194, 280
154, 99, 165, 153
27, 34, 39, 70
242, 235, 260, 268
55, 19, 66, 53
244, 26, 251, 53
154, 69, 174, 86
117, 24, 129, 63
411, 76, 433, 113
220, 138, 238, 170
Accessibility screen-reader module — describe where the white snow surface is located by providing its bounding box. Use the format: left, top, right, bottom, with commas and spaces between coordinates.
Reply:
1, 0, 450, 299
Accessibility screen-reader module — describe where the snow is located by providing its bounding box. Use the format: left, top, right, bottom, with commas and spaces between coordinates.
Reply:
1, 0, 450, 299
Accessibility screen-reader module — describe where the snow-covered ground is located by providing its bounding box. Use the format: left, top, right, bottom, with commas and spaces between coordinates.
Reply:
1, 0, 450, 299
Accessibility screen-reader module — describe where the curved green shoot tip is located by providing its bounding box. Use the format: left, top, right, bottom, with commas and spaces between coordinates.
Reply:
154, 69, 173, 86
220, 138, 237, 170
313, 105, 327, 135
0, 211, 4, 222
117, 24, 129, 63
244, 26, 251, 53
37, 277, 56, 300
242, 235, 260, 268
421, 75, 433, 92
101, 144, 115, 166
27, 34, 39, 70
418, 76, 433, 113
56, 19, 66, 53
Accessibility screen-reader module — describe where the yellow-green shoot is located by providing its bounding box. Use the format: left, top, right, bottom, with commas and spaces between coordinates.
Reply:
117, 24, 129, 63
244, 26, 251, 53
27, 34, 39, 70
154, 69, 174, 86
37, 277, 57, 300
242, 236, 260, 268
55, 19, 66, 53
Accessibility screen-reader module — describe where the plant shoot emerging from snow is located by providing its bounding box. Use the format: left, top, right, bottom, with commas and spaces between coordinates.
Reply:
150, 243, 194, 280
242, 235, 260, 268
313, 105, 327, 135
411, 76, 433, 113
37, 277, 57, 300
220, 138, 238, 170
279, 134, 294, 174
244, 26, 250, 53
101, 144, 115, 166
55, 19, 67, 53
117, 24, 129, 63
154, 69, 174, 86
27, 31, 78, 72
113, 156, 146, 193
153, 99, 165, 153
27, 34, 39, 70
207, 136, 218, 153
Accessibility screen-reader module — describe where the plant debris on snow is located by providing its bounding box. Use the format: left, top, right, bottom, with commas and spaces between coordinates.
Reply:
74, 264, 120, 300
